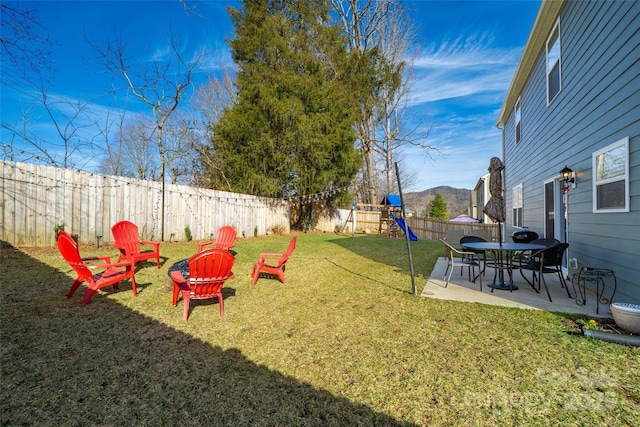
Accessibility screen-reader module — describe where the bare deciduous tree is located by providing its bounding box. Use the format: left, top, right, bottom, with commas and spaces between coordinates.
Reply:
119, 115, 158, 180
374, 3, 436, 194
332, 0, 394, 203
2, 3, 103, 168
0, 3, 53, 79
332, 0, 435, 200
188, 67, 237, 189
194, 67, 237, 136
89, 30, 199, 183
96, 98, 128, 177
2, 78, 101, 169
163, 114, 200, 185
88, 28, 203, 239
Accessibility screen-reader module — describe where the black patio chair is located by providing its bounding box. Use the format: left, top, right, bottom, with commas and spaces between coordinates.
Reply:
519, 242, 570, 302
440, 238, 482, 291
460, 235, 492, 279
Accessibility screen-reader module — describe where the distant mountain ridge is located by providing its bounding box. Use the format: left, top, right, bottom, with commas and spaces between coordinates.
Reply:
404, 186, 471, 218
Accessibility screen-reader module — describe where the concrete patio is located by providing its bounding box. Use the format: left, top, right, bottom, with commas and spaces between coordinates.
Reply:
422, 257, 613, 319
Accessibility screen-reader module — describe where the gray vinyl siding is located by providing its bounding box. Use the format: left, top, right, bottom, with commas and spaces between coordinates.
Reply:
502, 0, 640, 303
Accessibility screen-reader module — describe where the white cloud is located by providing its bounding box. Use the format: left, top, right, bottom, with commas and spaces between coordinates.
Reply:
392, 30, 524, 189
195, 40, 235, 73
408, 33, 521, 106
149, 45, 173, 63
414, 32, 519, 69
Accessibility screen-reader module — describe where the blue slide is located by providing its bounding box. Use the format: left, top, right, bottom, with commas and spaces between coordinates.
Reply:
394, 218, 418, 241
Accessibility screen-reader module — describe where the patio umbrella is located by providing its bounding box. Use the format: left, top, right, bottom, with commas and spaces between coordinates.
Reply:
449, 214, 480, 223
482, 157, 506, 243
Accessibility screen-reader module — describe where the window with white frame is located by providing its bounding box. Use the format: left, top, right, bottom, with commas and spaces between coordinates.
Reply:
512, 184, 523, 227
593, 137, 629, 212
547, 20, 561, 104
515, 98, 522, 144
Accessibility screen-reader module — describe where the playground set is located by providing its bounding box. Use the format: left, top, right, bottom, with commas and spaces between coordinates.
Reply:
340, 194, 418, 241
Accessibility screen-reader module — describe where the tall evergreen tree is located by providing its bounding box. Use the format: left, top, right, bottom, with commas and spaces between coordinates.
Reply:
205, 0, 362, 229
428, 193, 449, 221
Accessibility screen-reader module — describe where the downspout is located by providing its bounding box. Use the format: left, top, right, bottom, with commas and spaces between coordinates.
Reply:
564, 174, 569, 273
582, 329, 640, 347
497, 124, 505, 162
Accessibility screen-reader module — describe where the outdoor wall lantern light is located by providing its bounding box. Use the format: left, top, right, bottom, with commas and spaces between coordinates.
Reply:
560, 165, 575, 188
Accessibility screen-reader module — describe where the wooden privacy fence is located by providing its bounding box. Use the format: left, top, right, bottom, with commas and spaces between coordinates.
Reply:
1, 161, 298, 247
407, 217, 499, 242
1, 160, 497, 247
339, 204, 500, 242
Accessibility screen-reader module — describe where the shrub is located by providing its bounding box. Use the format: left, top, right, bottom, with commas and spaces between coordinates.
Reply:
184, 225, 192, 242
54, 224, 75, 242
270, 224, 286, 235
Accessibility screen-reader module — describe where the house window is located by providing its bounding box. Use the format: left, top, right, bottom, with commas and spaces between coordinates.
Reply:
512, 184, 523, 227
547, 20, 561, 104
593, 137, 629, 213
515, 98, 522, 144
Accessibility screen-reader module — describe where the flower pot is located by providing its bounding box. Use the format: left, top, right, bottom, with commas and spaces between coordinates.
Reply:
610, 302, 640, 334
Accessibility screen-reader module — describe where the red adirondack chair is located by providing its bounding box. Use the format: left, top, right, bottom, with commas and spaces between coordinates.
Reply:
57, 231, 137, 305
251, 236, 297, 286
197, 225, 237, 252
111, 220, 161, 269
171, 249, 235, 322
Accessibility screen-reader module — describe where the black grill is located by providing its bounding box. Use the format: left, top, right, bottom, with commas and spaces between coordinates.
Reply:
512, 230, 539, 243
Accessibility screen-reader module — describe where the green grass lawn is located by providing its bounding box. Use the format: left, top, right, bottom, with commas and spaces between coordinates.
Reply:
1, 233, 638, 426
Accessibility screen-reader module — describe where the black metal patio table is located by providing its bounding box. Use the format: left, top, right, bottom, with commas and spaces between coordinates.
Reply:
461, 242, 545, 291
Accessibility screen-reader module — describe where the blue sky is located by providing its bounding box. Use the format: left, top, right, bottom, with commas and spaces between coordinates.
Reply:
1, 0, 542, 191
